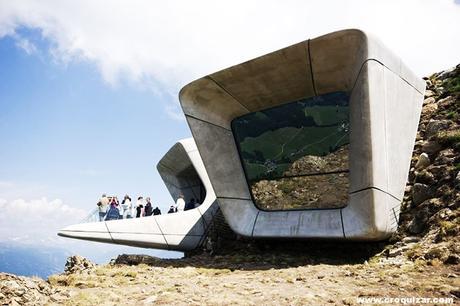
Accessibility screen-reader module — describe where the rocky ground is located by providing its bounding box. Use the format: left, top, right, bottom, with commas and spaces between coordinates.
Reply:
1, 65, 460, 305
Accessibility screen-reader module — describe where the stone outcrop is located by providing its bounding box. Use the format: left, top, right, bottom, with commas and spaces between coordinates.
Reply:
64, 255, 96, 274
0, 273, 58, 305
389, 64, 460, 264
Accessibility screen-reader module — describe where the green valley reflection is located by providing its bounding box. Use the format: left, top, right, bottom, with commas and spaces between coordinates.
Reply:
232, 92, 350, 210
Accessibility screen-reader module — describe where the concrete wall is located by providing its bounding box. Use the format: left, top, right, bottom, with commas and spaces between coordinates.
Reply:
179, 29, 425, 240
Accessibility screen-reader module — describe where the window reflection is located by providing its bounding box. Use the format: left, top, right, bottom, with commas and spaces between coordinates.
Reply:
232, 92, 350, 210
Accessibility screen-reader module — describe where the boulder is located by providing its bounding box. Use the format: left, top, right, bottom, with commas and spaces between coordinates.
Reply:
423, 97, 436, 105
408, 216, 426, 235
412, 183, 432, 206
114, 254, 163, 266
415, 170, 435, 185
425, 120, 450, 138
424, 90, 435, 98
434, 148, 456, 165
438, 96, 454, 108
421, 140, 442, 155
422, 103, 438, 116
415, 153, 430, 170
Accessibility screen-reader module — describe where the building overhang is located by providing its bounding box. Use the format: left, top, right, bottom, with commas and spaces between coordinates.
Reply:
179, 29, 425, 240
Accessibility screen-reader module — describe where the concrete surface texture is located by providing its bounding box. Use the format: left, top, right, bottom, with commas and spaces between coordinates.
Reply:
58, 138, 219, 251
179, 29, 425, 240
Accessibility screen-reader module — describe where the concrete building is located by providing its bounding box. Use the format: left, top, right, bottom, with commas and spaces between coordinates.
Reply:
59, 29, 424, 251
179, 29, 425, 240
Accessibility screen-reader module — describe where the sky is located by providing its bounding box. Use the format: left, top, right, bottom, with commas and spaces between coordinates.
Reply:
0, 0, 459, 260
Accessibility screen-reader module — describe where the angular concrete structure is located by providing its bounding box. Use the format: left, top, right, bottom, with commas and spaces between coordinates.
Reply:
179, 29, 425, 240
58, 138, 219, 251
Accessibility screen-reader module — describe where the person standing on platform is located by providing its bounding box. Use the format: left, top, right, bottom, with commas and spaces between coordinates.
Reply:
121, 195, 132, 219
176, 194, 185, 212
97, 193, 109, 221
134, 196, 144, 218
144, 197, 153, 216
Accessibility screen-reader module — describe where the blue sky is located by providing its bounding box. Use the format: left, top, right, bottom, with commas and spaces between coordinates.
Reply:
0, 28, 189, 207
0, 28, 189, 259
0, 0, 459, 260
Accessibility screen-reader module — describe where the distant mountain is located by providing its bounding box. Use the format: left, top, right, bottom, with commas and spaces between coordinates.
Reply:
0, 242, 70, 279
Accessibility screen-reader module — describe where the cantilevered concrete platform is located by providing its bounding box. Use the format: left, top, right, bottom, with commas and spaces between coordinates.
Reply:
58, 138, 219, 251
179, 29, 425, 240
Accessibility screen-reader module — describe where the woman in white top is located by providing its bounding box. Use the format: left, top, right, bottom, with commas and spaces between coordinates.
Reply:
176, 194, 185, 212
121, 195, 132, 219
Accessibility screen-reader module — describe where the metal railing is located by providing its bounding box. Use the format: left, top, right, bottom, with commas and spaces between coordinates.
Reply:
81, 208, 100, 223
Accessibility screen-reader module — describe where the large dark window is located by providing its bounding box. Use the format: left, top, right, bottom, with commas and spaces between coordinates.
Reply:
232, 92, 349, 210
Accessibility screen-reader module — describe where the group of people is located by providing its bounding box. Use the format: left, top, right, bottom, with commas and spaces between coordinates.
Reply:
96, 194, 162, 221
96, 193, 201, 221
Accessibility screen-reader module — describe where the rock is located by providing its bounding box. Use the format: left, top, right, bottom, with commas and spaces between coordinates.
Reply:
402, 236, 420, 243
433, 148, 455, 165
422, 103, 438, 116
425, 246, 449, 261
421, 140, 442, 155
415, 170, 435, 185
64, 255, 96, 274
437, 96, 454, 108
408, 218, 426, 235
114, 254, 163, 266
424, 90, 435, 98
412, 183, 432, 206
414, 153, 430, 170
445, 254, 460, 264
429, 165, 451, 179
0, 273, 53, 305
425, 120, 450, 138
423, 97, 436, 105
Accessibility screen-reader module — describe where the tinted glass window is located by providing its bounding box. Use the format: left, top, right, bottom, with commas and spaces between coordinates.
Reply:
232, 92, 349, 210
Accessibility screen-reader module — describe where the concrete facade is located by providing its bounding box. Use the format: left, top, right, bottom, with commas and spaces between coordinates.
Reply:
179, 29, 425, 240
58, 138, 219, 251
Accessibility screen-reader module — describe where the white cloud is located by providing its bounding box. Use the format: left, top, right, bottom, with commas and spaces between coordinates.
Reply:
0, 0, 459, 113
0, 181, 14, 189
14, 35, 36, 54
0, 197, 86, 245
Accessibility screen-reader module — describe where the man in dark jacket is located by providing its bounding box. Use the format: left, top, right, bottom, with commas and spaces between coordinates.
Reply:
144, 197, 153, 216
153, 207, 161, 215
